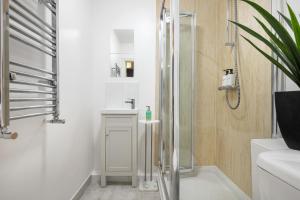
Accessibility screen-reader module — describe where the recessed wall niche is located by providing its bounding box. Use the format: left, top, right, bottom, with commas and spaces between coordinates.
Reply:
110, 29, 135, 78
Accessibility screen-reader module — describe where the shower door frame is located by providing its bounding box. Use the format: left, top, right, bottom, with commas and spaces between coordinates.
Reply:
159, 9, 196, 176
158, 1, 196, 199
160, 8, 196, 176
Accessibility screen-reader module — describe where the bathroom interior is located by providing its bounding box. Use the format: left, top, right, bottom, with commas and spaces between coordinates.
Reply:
0, 0, 300, 200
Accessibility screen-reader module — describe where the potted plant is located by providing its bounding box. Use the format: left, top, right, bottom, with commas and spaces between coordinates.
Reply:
231, 0, 300, 150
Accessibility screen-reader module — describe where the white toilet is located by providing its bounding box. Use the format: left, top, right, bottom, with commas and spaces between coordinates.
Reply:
251, 139, 300, 200
256, 150, 300, 200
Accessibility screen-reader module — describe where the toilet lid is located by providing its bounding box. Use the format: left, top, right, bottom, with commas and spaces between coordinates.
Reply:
257, 150, 300, 190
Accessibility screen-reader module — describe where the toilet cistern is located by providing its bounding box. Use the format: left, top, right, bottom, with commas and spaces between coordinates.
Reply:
125, 98, 135, 109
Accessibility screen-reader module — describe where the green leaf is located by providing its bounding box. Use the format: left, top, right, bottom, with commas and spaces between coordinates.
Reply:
287, 4, 300, 49
241, 0, 300, 69
278, 11, 292, 29
254, 17, 300, 75
231, 20, 300, 78
241, 35, 300, 87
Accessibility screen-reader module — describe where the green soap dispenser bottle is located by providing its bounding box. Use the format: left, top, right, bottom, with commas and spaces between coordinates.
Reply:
146, 106, 152, 121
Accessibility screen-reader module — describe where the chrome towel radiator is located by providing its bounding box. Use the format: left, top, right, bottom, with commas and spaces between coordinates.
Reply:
0, 0, 65, 139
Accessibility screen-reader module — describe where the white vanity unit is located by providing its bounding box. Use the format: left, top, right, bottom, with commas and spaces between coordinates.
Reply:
100, 109, 138, 187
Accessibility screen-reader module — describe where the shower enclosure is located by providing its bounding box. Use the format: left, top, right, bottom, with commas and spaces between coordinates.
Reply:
158, 1, 196, 199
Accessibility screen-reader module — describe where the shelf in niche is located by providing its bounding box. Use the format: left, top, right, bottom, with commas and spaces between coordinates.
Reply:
110, 53, 134, 55
107, 77, 138, 82
218, 86, 238, 91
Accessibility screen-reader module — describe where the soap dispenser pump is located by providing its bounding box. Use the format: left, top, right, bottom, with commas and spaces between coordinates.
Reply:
146, 106, 152, 121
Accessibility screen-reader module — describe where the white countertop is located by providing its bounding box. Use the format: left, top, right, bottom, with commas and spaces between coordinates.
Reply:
139, 120, 160, 124
258, 149, 300, 190
251, 138, 288, 150
101, 109, 139, 115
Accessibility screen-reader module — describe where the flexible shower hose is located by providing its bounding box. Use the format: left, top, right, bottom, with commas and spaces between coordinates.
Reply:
226, 0, 241, 110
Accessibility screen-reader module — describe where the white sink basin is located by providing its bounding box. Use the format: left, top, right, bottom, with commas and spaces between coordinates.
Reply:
101, 109, 139, 115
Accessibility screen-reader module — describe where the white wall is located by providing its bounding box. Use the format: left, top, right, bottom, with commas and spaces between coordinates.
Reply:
0, 0, 94, 199
272, 0, 300, 136
284, 0, 300, 91
0, 0, 157, 198
90, 0, 157, 174
272, 0, 300, 92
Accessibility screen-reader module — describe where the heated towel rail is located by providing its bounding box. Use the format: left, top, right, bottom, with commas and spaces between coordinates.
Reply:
0, 0, 65, 139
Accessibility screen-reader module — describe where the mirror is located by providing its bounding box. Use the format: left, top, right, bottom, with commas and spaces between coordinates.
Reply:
110, 29, 135, 78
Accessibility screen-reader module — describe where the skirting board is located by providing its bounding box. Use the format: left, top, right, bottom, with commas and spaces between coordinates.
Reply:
70, 174, 92, 200
92, 170, 159, 182
92, 170, 158, 177
197, 166, 251, 200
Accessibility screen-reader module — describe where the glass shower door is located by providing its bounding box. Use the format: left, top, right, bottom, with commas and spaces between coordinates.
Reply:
160, 11, 195, 174
159, 3, 195, 199
179, 12, 195, 172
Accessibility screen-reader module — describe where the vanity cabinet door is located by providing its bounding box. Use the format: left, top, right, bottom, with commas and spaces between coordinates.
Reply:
105, 127, 132, 172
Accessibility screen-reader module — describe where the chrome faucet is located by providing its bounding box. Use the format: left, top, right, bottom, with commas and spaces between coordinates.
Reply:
111, 63, 121, 77
115, 63, 121, 77
125, 98, 135, 109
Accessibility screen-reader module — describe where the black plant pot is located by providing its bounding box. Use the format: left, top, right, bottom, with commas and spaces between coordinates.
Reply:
275, 91, 300, 150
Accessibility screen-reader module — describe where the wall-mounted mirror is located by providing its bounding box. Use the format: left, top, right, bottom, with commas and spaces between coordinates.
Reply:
110, 29, 135, 78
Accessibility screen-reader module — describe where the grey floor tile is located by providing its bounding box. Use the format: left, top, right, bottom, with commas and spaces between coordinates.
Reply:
79, 182, 161, 200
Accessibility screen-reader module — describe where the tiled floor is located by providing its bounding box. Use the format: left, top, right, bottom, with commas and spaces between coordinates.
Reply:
79, 181, 161, 200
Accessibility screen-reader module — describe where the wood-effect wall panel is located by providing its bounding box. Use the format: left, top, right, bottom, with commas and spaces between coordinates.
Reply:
215, 0, 272, 195
155, 0, 272, 196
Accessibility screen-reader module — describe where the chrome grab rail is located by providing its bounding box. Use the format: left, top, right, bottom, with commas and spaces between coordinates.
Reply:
0, 0, 64, 140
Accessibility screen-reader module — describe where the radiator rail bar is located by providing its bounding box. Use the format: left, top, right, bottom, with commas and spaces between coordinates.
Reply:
10, 34, 56, 57
10, 24, 56, 51
10, 105, 55, 111
10, 89, 56, 95
10, 97, 56, 102
11, 0, 56, 32
0, 0, 64, 140
10, 70, 55, 82
11, 80, 55, 88
10, 111, 55, 120
9, 4, 56, 38
10, 61, 55, 75
9, 15, 56, 44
